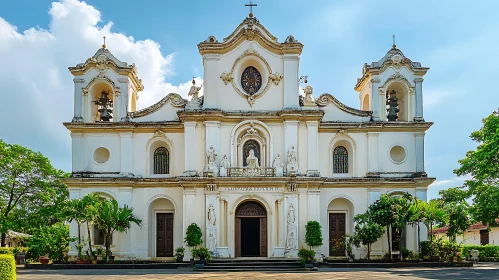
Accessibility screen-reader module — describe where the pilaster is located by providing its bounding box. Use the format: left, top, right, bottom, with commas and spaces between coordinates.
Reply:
68, 188, 81, 256
415, 132, 425, 173
205, 189, 219, 256
307, 189, 320, 221
183, 188, 197, 260
414, 78, 424, 121
371, 78, 381, 121
306, 121, 320, 177
202, 54, 220, 109
367, 132, 379, 175
72, 78, 85, 122
117, 78, 130, 122
416, 187, 428, 242
204, 121, 221, 166
284, 192, 298, 257
183, 122, 197, 176
284, 120, 299, 173
283, 54, 300, 109
119, 132, 133, 176
118, 187, 133, 254
71, 133, 84, 173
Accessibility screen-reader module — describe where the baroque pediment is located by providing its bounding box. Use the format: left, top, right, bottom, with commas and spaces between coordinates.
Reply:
316, 93, 372, 117
197, 17, 303, 56
128, 93, 187, 119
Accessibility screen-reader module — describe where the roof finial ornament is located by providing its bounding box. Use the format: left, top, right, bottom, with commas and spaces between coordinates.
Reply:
102, 36, 107, 49
245, 0, 257, 18
392, 34, 396, 49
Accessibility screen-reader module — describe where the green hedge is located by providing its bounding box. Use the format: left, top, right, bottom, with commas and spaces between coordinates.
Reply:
0, 248, 13, 256
0, 254, 16, 280
462, 245, 499, 261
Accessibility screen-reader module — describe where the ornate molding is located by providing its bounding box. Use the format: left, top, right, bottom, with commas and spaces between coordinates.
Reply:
205, 184, 218, 192
235, 201, 266, 217
220, 72, 233, 85
380, 73, 414, 90
74, 78, 85, 83
286, 182, 298, 192
230, 47, 273, 107
316, 93, 372, 117
128, 93, 187, 119
371, 77, 381, 84
269, 72, 283, 85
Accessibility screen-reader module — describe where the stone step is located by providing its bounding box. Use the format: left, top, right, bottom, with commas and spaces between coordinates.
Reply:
198, 267, 315, 272
210, 258, 299, 263
207, 262, 302, 266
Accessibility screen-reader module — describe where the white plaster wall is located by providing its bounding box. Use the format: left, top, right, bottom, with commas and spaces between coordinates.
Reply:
132, 103, 182, 122
321, 104, 371, 122
378, 132, 416, 173
81, 133, 121, 173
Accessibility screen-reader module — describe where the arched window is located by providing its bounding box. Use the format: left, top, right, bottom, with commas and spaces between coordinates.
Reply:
333, 146, 348, 174
154, 147, 169, 174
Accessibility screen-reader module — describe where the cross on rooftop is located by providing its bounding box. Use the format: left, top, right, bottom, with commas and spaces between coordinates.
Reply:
245, 0, 257, 18
102, 36, 107, 49
392, 34, 396, 48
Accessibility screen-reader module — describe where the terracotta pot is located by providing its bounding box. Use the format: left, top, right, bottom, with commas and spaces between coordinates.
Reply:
76, 259, 87, 264
39, 256, 50, 264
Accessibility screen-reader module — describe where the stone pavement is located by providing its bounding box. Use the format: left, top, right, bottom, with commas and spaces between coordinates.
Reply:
16, 263, 499, 280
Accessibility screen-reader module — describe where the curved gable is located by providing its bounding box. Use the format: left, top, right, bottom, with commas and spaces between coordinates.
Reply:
129, 93, 187, 122
317, 93, 372, 122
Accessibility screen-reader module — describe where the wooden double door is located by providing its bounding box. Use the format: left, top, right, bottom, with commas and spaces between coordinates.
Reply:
235, 201, 267, 257
329, 213, 346, 256
156, 213, 174, 257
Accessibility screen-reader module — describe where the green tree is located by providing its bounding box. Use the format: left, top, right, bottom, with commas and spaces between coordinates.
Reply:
454, 110, 499, 227
64, 198, 86, 259
81, 193, 102, 261
369, 194, 398, 260
184, 223, 203, 259
439, 187, 472, 241
391, 194, 414, 261
304, 221, 323, 249
407, 198, 426, 256
424, 199, 448, 242
94, 199, 142, 261
0, 139, 68, 246
26, 223, 73, 263
352, 211, 384, 260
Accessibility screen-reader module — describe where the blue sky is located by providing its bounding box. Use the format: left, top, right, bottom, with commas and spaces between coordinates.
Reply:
1, 0, 498, 200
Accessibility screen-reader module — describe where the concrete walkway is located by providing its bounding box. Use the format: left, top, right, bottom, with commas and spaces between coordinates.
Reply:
16, 263, 499, 280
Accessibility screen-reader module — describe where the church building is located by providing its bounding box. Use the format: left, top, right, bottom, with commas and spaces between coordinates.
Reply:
64, 10, 434, 260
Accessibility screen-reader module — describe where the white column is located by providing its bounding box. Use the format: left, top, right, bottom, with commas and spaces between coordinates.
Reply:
202, 54, 220, 109
379, 89, 387, 121
73, 78, 85, 122
284, 194, 299, 257
284, 120, 299, 172
119, 132, 133, 176
118, 187, 133, 255
416, 188, 428, 242
183, 188, 196, 260
204, 121, 221, 164
367, 132, 379, 175
414, 78, 424, 121
68, 188, 81, 256
283, 54, 300, 109
306, 121, 320, 177
117, 78, 130, 122
307, 190, 320, 221
183, 122, 197, 176
415, 133, 425, 173
371, 78, 381, 121
71, 133, 83, 172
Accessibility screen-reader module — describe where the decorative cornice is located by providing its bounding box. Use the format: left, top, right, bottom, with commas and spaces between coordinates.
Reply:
128, 93, 187, 119
316, 93, 372, 117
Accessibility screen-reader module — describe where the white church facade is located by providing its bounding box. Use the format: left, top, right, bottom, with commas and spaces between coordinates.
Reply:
64, 14, 434, 260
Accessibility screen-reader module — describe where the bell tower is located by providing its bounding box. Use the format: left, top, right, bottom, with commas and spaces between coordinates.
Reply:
68, 39, 143, 123
354, 40, 429, 122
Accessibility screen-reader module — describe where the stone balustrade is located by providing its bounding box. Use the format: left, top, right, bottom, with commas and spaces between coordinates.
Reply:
227, 167, 275, 177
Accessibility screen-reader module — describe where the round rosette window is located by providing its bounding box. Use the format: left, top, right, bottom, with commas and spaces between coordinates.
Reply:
94, 147, 110, 164
240, 66, 262, 95
389, 145, 406, 164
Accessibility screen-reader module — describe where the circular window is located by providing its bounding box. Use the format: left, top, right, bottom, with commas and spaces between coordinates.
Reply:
94, 147, 110, 164
389, 145, 406, 163
240, 66, 262, 95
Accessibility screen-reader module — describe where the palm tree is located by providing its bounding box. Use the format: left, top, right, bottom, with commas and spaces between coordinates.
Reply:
64, 198, 87, 259
424, 199, 448, 242
95, 199, 142, 261
81, 193, 102, 261
407, 198, 426, 256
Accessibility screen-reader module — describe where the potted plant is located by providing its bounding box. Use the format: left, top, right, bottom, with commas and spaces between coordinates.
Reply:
39, 255, 50, 264
184, 223, 203, 262
174, 247, 185, 263
303, 221, 323, 268
192, 247, 212, 269
298, 247, 316, 268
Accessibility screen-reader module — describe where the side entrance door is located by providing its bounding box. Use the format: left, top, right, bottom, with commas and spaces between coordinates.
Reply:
156, 213, 174, 257
329, 213, 346, 256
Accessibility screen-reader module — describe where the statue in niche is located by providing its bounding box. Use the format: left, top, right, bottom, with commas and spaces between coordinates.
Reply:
287, 146, 298, 172
286, 231, 297, 250
219, 155, 230, 177
286, 203, 297, 251
207, 229, 217, 252
273, 154, 284, 177
207, 204, 216, 227
246, 149, 260, 168
206, 146, 217, 165
287, 203, 296, 224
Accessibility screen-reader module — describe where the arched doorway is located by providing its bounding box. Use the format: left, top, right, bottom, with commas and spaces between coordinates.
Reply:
235, 201, 267, 257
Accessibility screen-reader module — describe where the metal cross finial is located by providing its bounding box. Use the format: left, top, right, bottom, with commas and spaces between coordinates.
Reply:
245, 0, 257, 17
392, 34, 396, 48
102, 36, 107, 49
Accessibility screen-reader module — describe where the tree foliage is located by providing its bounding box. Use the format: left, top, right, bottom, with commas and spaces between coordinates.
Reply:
26, 223, 73, 263
304, 220, 323, 249
184, 223, 202, 251
439, 187, 472, 240
352, 211, 384, 260
0, 139, 68, 246
454, 110, 499, 227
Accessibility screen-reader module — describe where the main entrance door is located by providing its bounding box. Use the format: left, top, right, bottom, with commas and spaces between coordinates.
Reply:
329, 213, 346, 256
235, 201, 267, 257
156, 213, 174, 257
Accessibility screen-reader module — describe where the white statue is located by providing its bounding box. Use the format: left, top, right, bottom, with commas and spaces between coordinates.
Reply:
287, 146, 298, 173
302, 84, 315, 104
246, 149, 260, 168
207, 204, 216, 227
287, 204, 296, 224
273, 154, 284, 177
219, 154, 230, 177
188, 78, 202, 101
207, 145, 217, 165
207, 229, 217, 253
286, 231, 297, 250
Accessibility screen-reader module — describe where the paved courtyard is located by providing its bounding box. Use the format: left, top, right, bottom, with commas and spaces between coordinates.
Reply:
16, 263, 499, 280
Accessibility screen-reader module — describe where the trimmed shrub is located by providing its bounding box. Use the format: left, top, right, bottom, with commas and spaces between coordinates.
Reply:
0, 248, 13, 255
0, 254, 16, 280
461, 245, 499, 261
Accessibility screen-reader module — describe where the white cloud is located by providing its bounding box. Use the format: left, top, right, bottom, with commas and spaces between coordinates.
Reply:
0, 0, 199, 170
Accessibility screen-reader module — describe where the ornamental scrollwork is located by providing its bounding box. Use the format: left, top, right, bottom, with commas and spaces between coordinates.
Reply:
220, 72, 233, 85
269, 73, 283, 85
